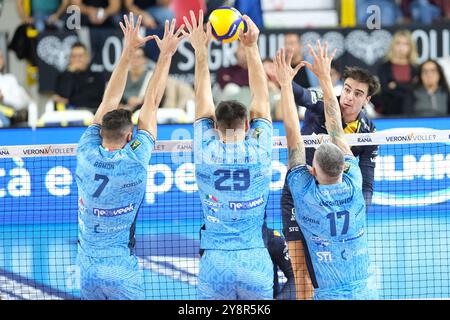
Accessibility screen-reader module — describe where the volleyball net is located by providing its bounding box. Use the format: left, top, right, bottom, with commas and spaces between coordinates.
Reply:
0, 128, 449, 300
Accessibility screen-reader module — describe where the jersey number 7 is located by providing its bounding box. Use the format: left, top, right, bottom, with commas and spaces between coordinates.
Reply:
93, 174, 109, 197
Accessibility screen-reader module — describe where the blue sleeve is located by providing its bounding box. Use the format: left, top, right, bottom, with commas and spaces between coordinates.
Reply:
287, 164, 314, 196
78, 125, 101, 151
344, 155, 363, 189
292, 82, 324, 114
248, 118, 273, 152
125, 129, 155, 166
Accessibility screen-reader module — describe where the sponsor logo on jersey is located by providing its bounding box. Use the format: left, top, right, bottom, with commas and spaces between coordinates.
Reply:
196, 172, 211, 182
93, 203, 134, 217
316, 251, 332, 262
302, 216, 320, 225
252, 127, 263, 140
203, 194, 221, 208
122, 179, 143, 188
131, 140, 141, 150
206, 215, 220, 223
311, 235, 330, 248
79, 197, 87, 214
94, 161, 115, 170
340, 228, 365, 242
341, 247, 368, 261
94, 223, 129, 233
310, 89, 324, 104
343, 162, 351, 174
229, 196, 264, 211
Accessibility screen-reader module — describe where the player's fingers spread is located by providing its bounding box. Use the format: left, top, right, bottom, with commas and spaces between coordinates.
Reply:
280, 48, 286, 66
143, 35, 154, 43
330, 48, 337, 61
183, 16, 192, 32
175, 24, 185, 38
276, 49, 283, 67
170, 19, 176, 34
180, 29, 188, 39
190, 10, 197, 28
301, 60, 313, 70
294, 63, 303, 75
124, 14, 130, 29
199, 9, 204, 26
130, 12, 135, 29
119, 22, 126, 34
316, 39, 323, 56
323, 41, 328, 59
206, 22, 212, 40
135, 15, 142, 31
153, 35, 161, 45
287, 48, 294, 66
307, 43, 316, 58
163, 19, 169, 36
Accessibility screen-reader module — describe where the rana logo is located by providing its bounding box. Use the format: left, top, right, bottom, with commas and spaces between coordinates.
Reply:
373, 128, 450, 207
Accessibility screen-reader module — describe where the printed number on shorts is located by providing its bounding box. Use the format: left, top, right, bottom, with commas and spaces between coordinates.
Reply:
326, 210, 350, 236
214, 169, 250, 191
93, 174, 109, 197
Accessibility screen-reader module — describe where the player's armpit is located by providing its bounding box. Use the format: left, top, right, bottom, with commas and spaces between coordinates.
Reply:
288, 143, 306, 169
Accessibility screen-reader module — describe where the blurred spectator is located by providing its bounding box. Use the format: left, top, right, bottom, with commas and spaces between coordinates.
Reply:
284, 33, 311, 89
122, 47, 194, 112
0, 49, 32, 127
376, 30, 419, 115
401, 0, 442, 25
214, 41, 251, 106
433, 0, 450, 20
357, 0, 402, 27
52, 42, 105, 112
71, 0, 121, 28
124, 0, 175, 28
16, 0, 70, 32
413, 59, 450, 116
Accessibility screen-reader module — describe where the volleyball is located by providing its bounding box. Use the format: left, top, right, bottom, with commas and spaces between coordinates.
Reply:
208, 6, 246, 43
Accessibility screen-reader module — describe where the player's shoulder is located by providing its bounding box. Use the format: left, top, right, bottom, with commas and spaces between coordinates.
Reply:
358, 110, 376, 133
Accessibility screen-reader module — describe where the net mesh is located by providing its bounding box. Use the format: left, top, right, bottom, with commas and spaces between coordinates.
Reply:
0, 129, 449, 300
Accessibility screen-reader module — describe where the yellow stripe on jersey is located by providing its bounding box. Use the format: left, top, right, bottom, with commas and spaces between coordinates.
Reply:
344, 120, 361, 134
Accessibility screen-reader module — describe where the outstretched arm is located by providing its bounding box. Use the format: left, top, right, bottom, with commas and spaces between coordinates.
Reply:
273, 48, 306, 169
303, 41, 353, 156
138, 19, 185, 137
239, 15, 271, 122
93, 13, 153, 125
182, 10, 215, 121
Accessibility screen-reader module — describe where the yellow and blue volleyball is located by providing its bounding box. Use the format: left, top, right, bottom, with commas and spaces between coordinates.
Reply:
208, 6, 246, 43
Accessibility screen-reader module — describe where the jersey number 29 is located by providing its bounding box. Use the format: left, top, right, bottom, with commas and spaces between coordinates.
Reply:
214, 169, 250, 191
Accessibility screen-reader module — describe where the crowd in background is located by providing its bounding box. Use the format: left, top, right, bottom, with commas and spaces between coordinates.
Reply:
0, 0, 449, 128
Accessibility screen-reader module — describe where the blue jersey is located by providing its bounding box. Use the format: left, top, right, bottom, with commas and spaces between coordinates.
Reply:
194, 118, 273, 250
75, 125, 154, 258
287, 155, 375, 299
